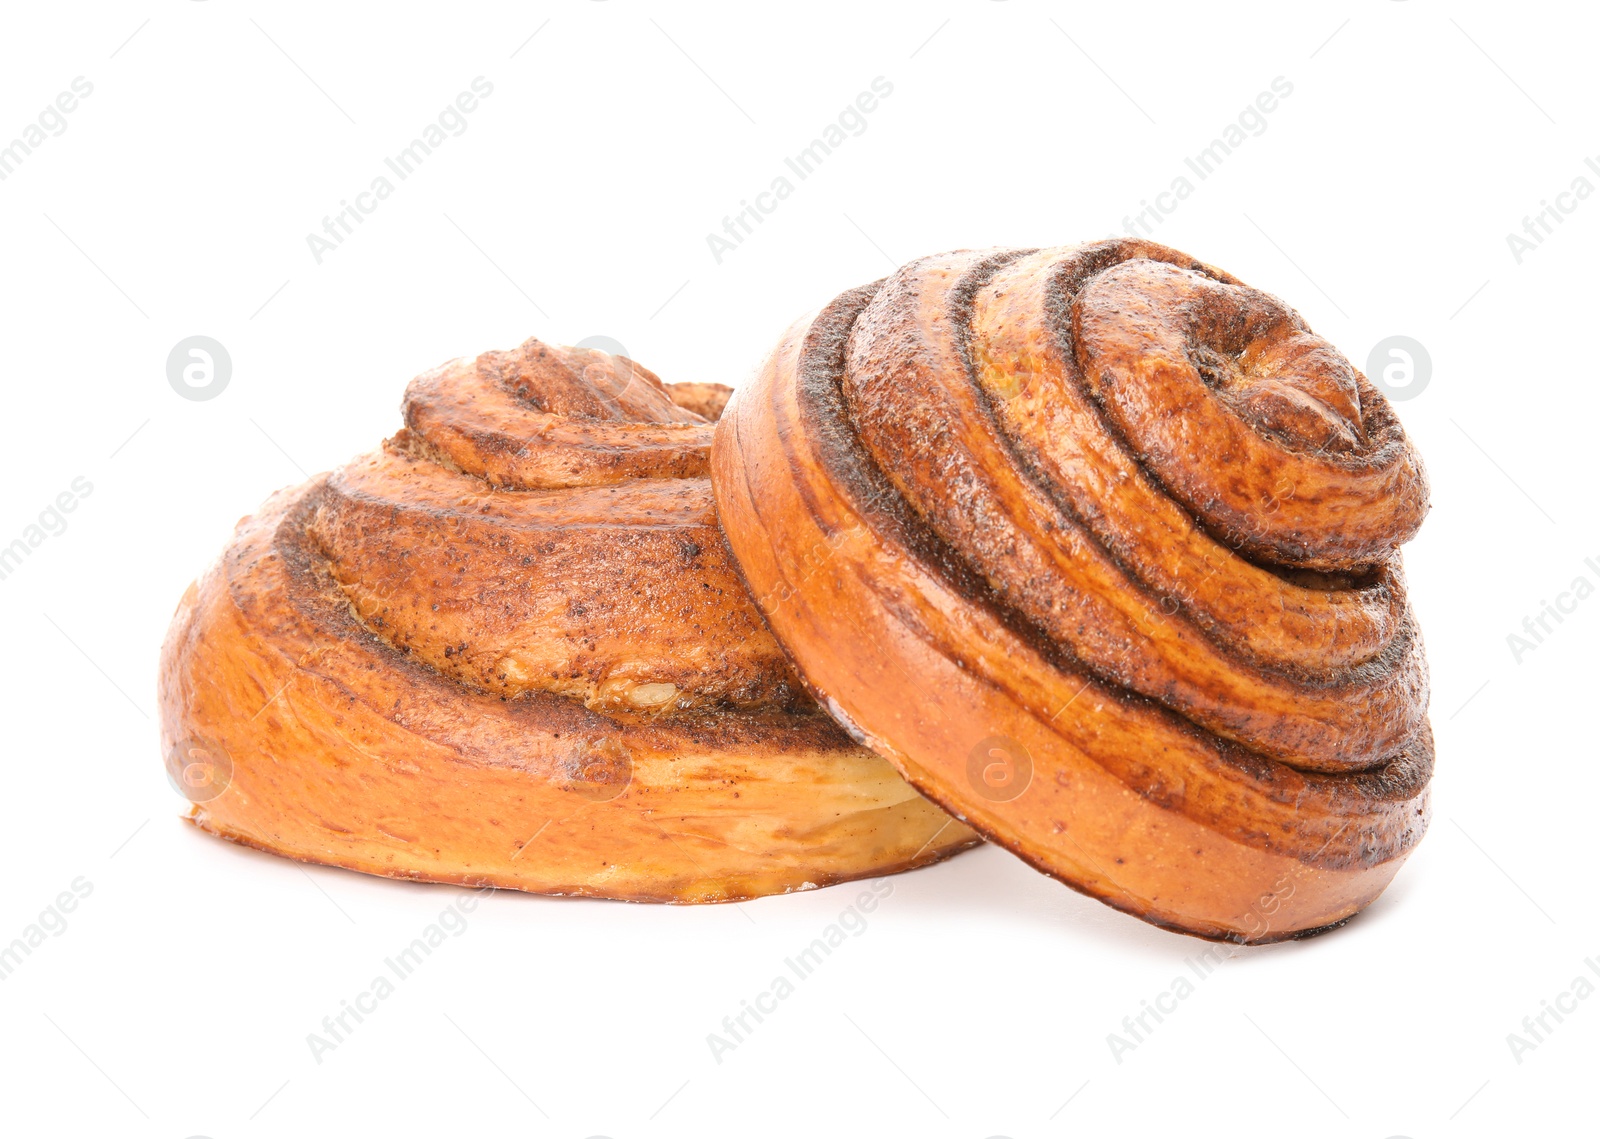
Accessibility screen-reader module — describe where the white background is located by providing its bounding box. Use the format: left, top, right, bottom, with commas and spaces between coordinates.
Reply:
0, 2, 1594, 1136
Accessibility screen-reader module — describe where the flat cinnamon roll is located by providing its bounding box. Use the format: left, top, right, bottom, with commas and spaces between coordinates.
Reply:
158, 338, 977, 902
712, 239, 1432, 941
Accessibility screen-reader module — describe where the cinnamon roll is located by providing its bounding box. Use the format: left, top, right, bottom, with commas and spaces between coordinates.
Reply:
712, 239, 1433, 941
158, 338, 977, 902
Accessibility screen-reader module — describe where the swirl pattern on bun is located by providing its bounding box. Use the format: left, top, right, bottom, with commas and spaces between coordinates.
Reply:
159, 337, 977, 902
712, 239, 1433, 941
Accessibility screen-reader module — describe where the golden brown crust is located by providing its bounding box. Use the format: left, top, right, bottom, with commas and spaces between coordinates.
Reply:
711, 240, 1433, 941
314, 444, 803, 713
401, 341, 716, 488
665, 381, 734, 422
158, 337, 977, 902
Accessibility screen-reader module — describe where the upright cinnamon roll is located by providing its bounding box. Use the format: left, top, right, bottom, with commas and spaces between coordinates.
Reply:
712, 239, 1432, 941
158, 339, 977, 902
